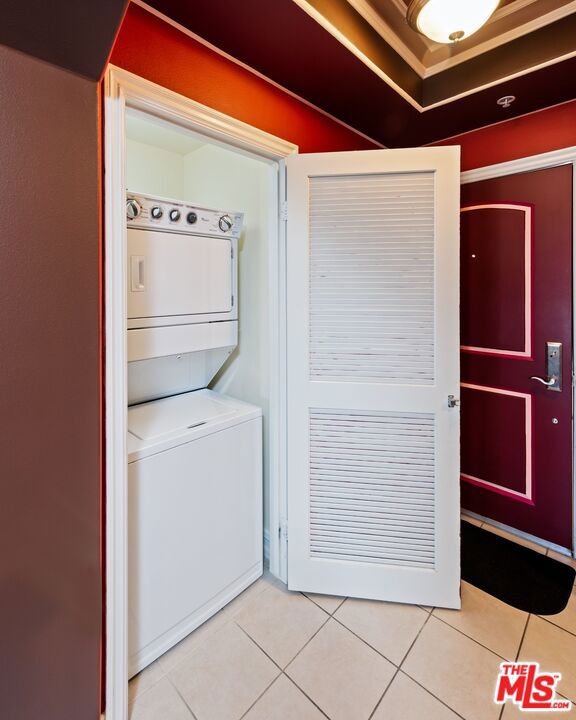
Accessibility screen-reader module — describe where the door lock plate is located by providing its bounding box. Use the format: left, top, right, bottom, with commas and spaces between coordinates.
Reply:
531, 342, 562, 392
546, 342, 562, 392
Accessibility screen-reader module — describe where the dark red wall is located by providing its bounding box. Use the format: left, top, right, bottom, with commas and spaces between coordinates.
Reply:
432, 100, 576, 171
0, 46, 101, 720
109, 4, 378, 153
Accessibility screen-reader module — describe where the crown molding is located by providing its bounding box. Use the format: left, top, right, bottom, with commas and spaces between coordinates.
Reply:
291, 0, 423, 110
489, 0, 540, 24
345, 0, 428, 76
344, 0, 576, 80
422, 48, 576, 111
424, 0, 576, 77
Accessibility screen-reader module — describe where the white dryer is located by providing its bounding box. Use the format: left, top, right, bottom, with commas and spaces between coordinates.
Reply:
125, 193, 262, 677
126, 191, 242, 404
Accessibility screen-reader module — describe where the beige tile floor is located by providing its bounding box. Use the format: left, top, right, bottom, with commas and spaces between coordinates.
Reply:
129, 519, 576, 720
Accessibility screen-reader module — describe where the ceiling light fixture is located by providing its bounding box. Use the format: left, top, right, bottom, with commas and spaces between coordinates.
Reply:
407, 0, 501, 44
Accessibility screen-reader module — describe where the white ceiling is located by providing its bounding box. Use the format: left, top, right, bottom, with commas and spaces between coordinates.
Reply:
126, 109, 206, 155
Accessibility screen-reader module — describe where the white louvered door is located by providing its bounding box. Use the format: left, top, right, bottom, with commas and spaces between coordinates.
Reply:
286, 147, 461, 608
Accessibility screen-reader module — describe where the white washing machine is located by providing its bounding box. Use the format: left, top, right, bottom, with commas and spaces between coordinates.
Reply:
125, 193, 263, 677
127, 390, 262, 676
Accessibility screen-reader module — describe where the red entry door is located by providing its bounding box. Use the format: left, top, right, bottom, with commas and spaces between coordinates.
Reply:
460, 164, 573, 549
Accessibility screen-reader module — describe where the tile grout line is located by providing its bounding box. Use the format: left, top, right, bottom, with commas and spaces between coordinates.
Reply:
234, 620, 285, 673
368, 611, 437, 720
329, 606, 428, 667
282, 610, 333, 669
158, 577, 279, 676
280, 671, 334, 719
166, 675, 199, 720
396, 669, 469, 720
280, 673, 332, 720
302, 592, 346, 615
514, 614, 575, 707
275, 612, 347, 718
367, 667, 400, 720
431, 612, 514, 662
232, 612, 294, 720
515, 613, 531, 662
127, 667, 167, 706
538, 611, 576, 639
395, 613, 470, 720
236, 670, 282, 720
398, 610, 433, 667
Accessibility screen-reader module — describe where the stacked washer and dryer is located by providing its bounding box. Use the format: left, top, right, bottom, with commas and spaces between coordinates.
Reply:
125, 192, 263, 677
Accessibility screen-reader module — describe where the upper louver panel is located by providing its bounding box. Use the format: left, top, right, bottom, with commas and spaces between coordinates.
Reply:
308, 172, 435, 385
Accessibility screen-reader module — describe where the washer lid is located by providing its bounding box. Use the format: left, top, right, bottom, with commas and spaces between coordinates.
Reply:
128, 390, 238, 441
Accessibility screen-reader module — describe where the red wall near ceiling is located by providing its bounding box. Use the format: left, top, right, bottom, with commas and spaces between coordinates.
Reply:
109, 4, 378, 152
432, 100, 576, 171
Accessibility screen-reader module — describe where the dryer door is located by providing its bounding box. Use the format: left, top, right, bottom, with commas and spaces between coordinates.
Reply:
127, 228, 235, 323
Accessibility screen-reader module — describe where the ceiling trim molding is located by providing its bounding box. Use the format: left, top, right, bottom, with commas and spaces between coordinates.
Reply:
291, 0, 576, 113
386, 0, 436, 49
422, 48, 576, 111
489, 0, 540, 24
344, 0, 576, 80
345, 0, 427, 76
131, 0, 386, 147
291, 0, 423, 110
424, 0, 576, 77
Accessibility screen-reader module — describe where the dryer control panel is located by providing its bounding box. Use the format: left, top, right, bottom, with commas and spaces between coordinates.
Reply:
126, 191, 244, 239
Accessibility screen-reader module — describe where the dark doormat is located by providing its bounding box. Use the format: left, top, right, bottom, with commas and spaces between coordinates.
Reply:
461, 521, 575, 615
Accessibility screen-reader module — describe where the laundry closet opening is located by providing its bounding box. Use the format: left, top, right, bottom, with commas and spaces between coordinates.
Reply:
124, 108, 279, 677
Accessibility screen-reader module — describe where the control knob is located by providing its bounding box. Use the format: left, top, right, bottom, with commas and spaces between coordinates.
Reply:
151, 206, 163, 219
187, 211, 198, 225
169, 208, 181, 222
219, 214, 233, 232
126, 198, 141, 220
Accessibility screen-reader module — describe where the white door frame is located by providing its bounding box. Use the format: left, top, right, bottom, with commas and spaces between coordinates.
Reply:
461, 145, 576, 558
103, 65, 297, 720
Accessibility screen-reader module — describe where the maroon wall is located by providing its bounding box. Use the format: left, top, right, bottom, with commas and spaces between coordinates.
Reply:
432, 100, 576, 171
0, 45, 101, 720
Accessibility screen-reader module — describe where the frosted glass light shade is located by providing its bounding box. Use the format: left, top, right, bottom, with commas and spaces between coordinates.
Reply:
407, 0, 500, 44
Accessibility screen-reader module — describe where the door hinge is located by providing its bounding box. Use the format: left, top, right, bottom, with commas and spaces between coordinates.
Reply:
231, 246, 234, 259
279, 200, 288, 222
279, 521, 288, 541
